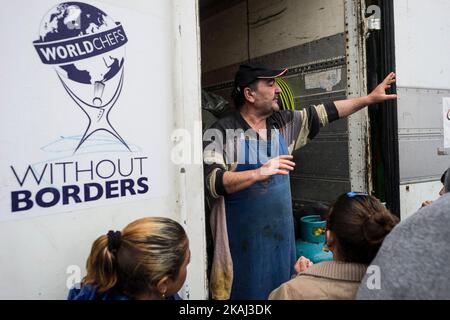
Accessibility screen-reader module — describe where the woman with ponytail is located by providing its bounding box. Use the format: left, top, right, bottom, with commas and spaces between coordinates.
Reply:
68, 217, 190, 300
269, 192, 399, 300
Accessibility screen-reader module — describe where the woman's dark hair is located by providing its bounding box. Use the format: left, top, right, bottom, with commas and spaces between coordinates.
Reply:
231, 80, 259, 109
326, 193, 399, 264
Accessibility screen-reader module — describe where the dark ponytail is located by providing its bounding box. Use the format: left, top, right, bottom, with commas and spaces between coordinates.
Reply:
83, 234, 118, 293
327, 194, 399, 264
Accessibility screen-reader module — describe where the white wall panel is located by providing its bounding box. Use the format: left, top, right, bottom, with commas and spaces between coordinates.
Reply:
400, 181, 443, 220
0, 0, 206, 299
394, 0, 450, 89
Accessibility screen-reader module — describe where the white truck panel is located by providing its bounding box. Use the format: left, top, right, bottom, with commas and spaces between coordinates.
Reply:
394, 0, 450, 90
400, 181, 442, 220
394, 0, 450, 217
0, 0, 206, 299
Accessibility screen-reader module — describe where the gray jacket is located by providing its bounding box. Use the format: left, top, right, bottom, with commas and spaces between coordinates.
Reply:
357, 193, 450, 299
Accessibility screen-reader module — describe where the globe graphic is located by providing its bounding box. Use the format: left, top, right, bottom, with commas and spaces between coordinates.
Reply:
38, 2, 124, 85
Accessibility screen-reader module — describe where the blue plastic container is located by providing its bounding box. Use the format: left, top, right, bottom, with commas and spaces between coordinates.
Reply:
296, 215, 333, 263
300, 215, 326, 243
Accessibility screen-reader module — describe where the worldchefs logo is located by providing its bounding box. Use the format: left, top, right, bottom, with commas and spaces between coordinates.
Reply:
33, 1, 130, 152
7, 2, 150, 215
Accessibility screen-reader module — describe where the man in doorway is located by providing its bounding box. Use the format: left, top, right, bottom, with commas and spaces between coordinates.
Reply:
203, 63, 397, 300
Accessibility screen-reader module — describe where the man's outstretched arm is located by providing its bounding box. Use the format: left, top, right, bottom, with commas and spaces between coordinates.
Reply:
334, 72, 397, 118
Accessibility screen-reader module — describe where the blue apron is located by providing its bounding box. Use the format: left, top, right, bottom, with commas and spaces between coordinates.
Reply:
225, 130, 296, 300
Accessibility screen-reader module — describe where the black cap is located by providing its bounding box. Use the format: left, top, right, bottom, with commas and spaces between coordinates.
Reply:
234, 63, 288, 89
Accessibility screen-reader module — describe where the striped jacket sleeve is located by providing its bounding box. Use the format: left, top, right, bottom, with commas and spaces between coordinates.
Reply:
203, 128, 227, 199
278, 102, 339, 153
203, 126, 240, 199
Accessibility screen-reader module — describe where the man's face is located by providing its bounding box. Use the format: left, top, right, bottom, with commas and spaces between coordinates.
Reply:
250, 79, 282, 114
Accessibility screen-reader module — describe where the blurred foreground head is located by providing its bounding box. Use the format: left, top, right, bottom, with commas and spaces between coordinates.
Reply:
326, 193, 399, 264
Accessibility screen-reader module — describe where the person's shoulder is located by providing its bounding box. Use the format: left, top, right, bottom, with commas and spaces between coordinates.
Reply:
168, 293, 183, 300
269, 273, 323, 300
382, 193, 450, 251
206, 111, 246, 137
270, 110, 294, 119
67, 284, 131, 300
268, 279, 298, 300
269, 110, 297, 127
417, 193, 450, 218
209, 111, 241, 130
68, 284, 98, 300
395, 193, 450, 232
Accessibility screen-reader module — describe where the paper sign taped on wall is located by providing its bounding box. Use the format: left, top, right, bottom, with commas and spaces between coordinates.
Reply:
305, 68, 342, 92
444, 98, 450, 149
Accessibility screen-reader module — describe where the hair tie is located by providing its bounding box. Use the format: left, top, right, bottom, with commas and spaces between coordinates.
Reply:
107, 230, 122, 252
